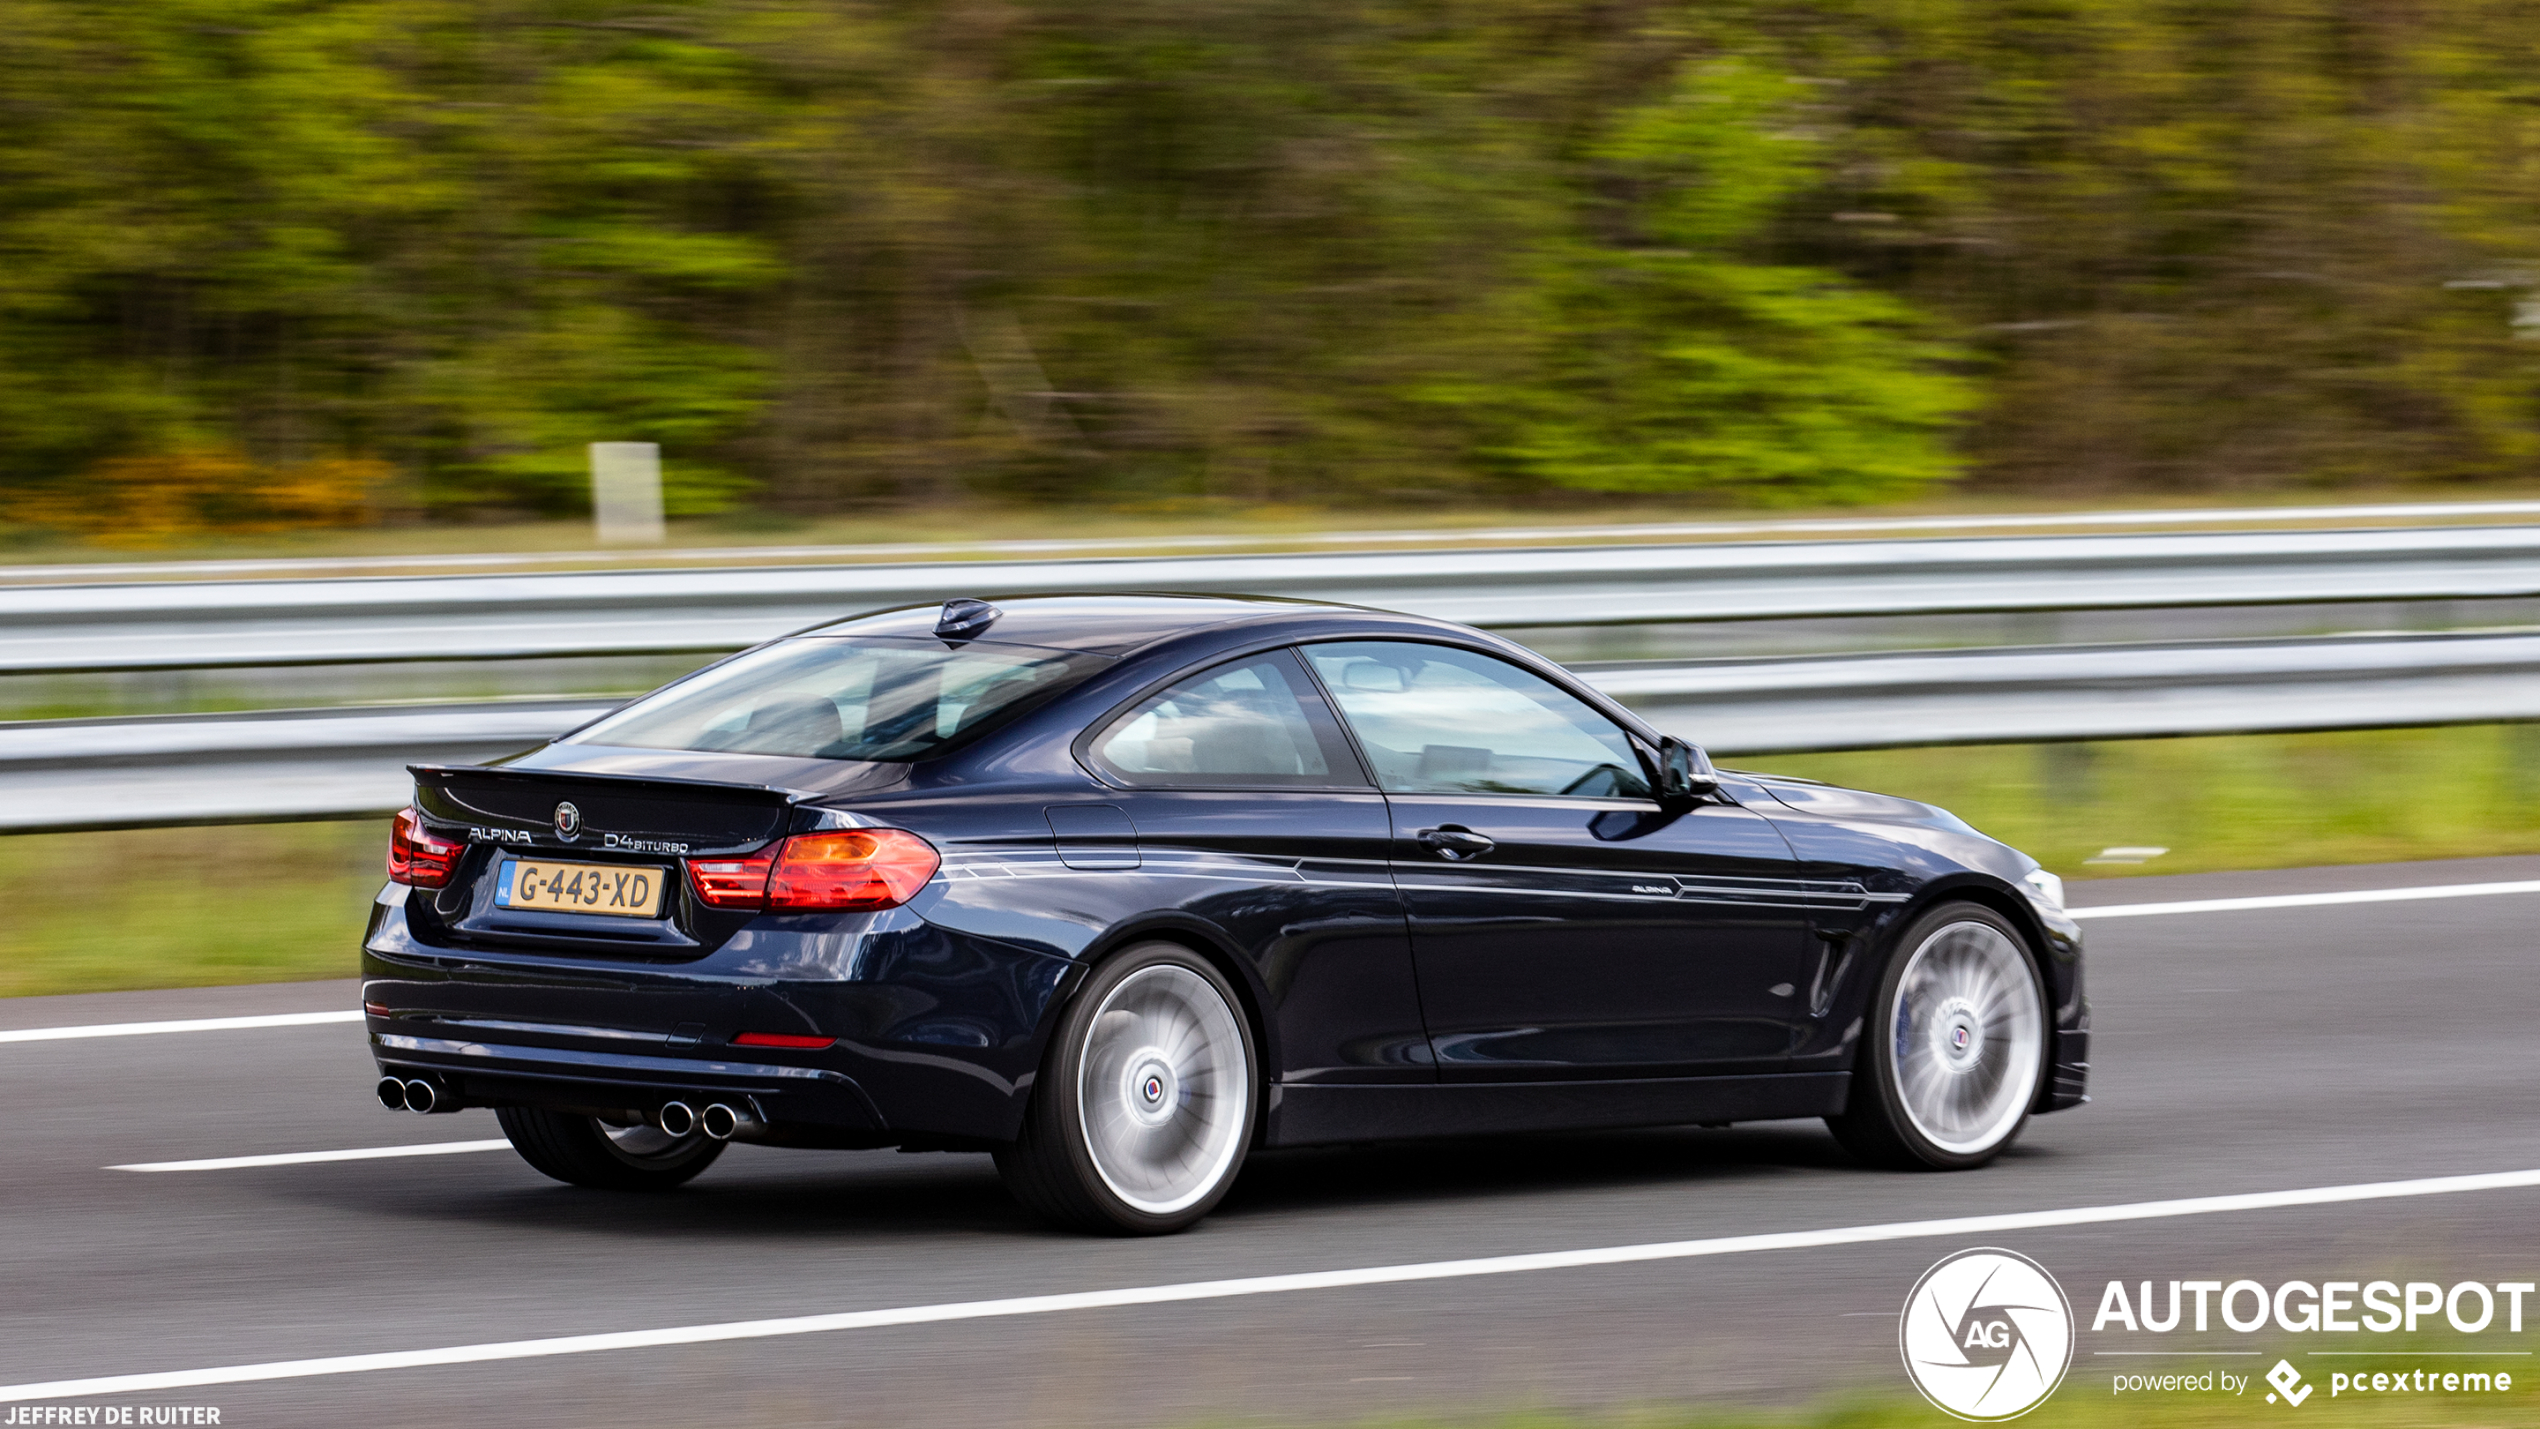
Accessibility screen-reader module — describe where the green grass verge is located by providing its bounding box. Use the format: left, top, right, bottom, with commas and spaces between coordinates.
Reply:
8, 722, 2540, 998
0, 819, 381, 998
1748, 722, 2540, 880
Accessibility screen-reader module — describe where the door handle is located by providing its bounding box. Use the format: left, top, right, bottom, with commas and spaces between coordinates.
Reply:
1417, 826, 1496, 861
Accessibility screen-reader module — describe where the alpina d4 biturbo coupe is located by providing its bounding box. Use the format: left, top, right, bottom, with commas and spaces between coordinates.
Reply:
363, 595, 2086, 1234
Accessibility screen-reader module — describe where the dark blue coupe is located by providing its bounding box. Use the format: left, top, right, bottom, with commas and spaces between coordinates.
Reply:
363, 595, 2087, 1233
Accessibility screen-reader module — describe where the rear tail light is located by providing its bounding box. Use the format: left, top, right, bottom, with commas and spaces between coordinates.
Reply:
684, 828, 940, 913
687, 845, 778, 908
387, 807, 461, 888
770, 829, 941, 910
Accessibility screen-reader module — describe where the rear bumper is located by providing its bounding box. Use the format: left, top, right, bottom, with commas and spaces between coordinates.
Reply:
371, 1027, 893, 1145
362, 887, 1075, 1147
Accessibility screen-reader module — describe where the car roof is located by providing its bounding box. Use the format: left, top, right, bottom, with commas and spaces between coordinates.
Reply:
799, 593, 1359, 655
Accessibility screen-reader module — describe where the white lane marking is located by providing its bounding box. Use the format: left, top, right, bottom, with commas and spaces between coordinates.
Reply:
110, 1141, 509, 1173
7, 1165, 2540, 1403
0, 1010, 361, 1045
2070, 879, 2540, 920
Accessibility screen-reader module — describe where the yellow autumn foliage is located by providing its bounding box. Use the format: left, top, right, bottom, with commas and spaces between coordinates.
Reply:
15, 453, 389, 546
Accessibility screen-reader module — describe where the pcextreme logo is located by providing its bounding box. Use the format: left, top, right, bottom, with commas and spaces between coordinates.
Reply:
1901, 1248, 2077, 1421
2264, 1359, 2314, 1406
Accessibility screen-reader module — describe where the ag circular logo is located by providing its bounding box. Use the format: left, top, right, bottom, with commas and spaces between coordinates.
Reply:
1900, 1248, 2074, 1421
553, 801, 582, 840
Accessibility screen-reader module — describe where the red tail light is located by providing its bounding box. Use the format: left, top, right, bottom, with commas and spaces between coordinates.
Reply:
685, 828, 940, 913
770, 829, 941, 910
387, 807, 461, 888
687, 845, 778, 908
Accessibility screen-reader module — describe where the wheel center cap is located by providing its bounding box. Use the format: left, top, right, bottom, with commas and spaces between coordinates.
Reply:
1124, 1053, 1178, 1126
1934, 998, 1985, 1071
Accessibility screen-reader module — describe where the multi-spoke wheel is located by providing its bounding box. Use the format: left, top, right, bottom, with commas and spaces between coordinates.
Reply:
997, 942, 1258, 1234
496, 1105, 725, 1190
1829, 903, 2047, 1170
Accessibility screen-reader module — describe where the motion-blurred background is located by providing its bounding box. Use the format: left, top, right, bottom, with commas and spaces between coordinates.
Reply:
8, 0, 2539, 532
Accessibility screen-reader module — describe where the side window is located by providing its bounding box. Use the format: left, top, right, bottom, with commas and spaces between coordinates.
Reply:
1089, 649, 1368, 789
1302, 641, 1652, 799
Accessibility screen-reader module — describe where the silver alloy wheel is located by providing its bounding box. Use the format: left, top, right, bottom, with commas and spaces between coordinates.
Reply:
1075, 963, 1251, 1217
1890, 919, 2044, 1156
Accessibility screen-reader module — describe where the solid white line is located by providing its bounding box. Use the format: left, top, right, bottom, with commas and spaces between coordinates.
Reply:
2069, 879, 2540, 921
8, 1165, 2540, 1403
0, 1010, 361, 1045
109, 1141, 510, 1173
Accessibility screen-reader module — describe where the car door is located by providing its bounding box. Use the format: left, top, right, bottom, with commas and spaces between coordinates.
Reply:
1080, 648, 1430, 1084
1301, 639, 1814, 1081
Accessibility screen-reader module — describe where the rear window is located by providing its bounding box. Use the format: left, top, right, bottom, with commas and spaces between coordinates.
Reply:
567, 638, 1110, 762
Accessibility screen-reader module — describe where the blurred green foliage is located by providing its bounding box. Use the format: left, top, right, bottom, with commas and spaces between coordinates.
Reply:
2, 0, 2536, 523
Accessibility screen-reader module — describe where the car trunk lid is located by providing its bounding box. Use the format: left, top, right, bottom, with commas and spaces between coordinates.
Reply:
411, 763, 796, 853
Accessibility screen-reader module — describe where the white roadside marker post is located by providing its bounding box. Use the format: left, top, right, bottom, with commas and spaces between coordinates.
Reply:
588, 441, 665, 545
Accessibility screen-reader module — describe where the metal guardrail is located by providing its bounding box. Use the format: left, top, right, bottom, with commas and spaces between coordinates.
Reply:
14, 524, 2540, 674
0, 700, 613, 833
16, 513, 2540, 832
13, 630, 2539, 833
14, 497, 2540, 586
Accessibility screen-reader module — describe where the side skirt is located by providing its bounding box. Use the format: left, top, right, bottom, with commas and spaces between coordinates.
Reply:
1265, 1072, 1850, 1148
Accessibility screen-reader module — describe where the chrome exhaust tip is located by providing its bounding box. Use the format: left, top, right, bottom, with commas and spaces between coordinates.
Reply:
401, 1078, 440, 1114
657, 1100, 696, 1137
698, 1103, 743, 1141
376, 1077, 409, 1111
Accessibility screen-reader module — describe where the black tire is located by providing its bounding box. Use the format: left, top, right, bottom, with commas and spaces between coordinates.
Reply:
496, 1105, 725, 1191
996, 942, 1259, 1235
1828, 902, 2048, 1171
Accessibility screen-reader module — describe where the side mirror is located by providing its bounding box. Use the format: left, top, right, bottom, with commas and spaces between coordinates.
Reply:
1657, 736, 1720, 808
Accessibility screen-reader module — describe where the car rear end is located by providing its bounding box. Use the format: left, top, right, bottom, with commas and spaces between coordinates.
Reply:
362, 769, 1069, 1157
360, 624, 1137, 1153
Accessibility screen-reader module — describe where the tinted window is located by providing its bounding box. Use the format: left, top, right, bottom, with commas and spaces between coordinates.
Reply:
1303, 641, 1651, 799
1090, 650, 1366, 788
568, 638, 1109, 762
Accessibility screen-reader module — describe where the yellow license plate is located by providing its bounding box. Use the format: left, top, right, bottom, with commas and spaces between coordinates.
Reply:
497, 859, 667, 918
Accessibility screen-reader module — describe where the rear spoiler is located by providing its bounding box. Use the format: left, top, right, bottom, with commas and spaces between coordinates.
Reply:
407, 763, 815, 854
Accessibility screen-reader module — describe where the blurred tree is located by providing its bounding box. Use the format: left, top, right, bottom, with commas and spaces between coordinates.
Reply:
1776, 0, 2540, 493
1, 0, 2535, 524
1433, 58, 1974, 502
0, 0, 778, 519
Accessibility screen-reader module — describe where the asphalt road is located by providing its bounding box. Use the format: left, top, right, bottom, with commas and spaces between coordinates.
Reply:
8, 856, 2540, 1427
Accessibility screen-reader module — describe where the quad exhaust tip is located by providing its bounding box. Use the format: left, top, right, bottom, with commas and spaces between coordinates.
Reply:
657, 1100, 697, 1137
380, 1076, 447, 1113
699, 1103, 743, 1141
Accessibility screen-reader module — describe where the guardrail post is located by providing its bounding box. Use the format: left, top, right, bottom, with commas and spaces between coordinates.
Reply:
589, 442, 666, 545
